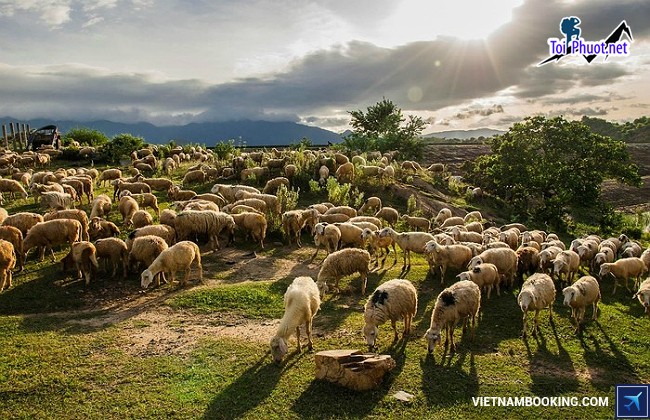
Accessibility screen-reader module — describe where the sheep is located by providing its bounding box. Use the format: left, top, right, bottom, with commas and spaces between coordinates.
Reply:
562, 276, 600, 332
360, 165, 382, 177
401, 214, 431, 232
270, 276, 321, 363
60, 178, 84, 204
468, 248, 518, 288
282, 209, 319, 247
173, 210, 235, 251
61, 241, 98, 286
361, 228, 396, 268
3, 212, 44, 237
262, 177, 290, 195
128, 235, 168, 283
24, 219, 82, 262
323, 206, 357, 219
449, 227, 483, 244
427, 163, 445, 173
538, 246, 563, 275
283, 164, 297, 179
182, 169, 206, 186
89, 194, 112, 219
141, 241, 202, 289
0, 207, 7, 224
118, 195, 139, 227
516, 246, 540, 283
334, 153, 349, 165
518, 273, 555, 338
374, 207, 399, 227
552, 250, 581, 286
0, 239, 15, 291
434, 208, 452, 226
401, 160, 421, 173
311, 223, 341, 262
592, 248, 616, 272
0, 226, 23, 272
351, 155, 366, 166
40, 192, 73, 211
425, 240, 473, 284
308, 202, 332, 214
231, 212, 267, 249
378, 165, 395, 181
240, 166, 269, 183
131, 210, 154, 229
335, 162, 354, 183
88, 217, 120, 241
317, 248, 371, 296
95, 237, 128, 279
465, 221, 483, 234
621, 241, 643, 258
633, 278, 650, 318
317, 165, 330, 185
318, 213, 349, 224
0, 178, 28, 201
112, 180, 151, 200
127, 224, 177, 248
463, 211, 483, 223
222, 198, 267, 214
179, 199, 220, 212
234, 190, 280, 215
358, 196, 382, 215
599, 257, 647, 294
348, 216, 383, 229
440, 216, 465, 229
424, 280, 480, 354
379, 227, 434, 269
363, 279, 417, 350
333, 222, 365, 249
43, 209, 90, 242
119, 190, 159, 216
501, 222, 527, 232
498, 229, 519, 250
457, 263, 500, 299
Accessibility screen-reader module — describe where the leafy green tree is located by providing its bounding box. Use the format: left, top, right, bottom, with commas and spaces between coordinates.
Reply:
62, 127, 109, 147
343, 98, 426, 159
99, 133, 145, 164
466, 116, 641, 229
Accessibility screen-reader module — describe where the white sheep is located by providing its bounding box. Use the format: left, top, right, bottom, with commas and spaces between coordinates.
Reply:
468, 247, 518, 288
434, 208, 452, 226
424, 280, 480, 354
457, 263, 500, 299
173, 210, 235, 251
562, 276, 600, 332
141, 241, 202, 289
363, 279, 417, 350
374, 207, 399, 227
335, 162, 354, 183
463, 211, 482, 223
270, 276, 321, 363
318, 165, 329, 185
61, 241, 99, 286
40, 191, 74, 211
440, 216, 465, 229
262, 177, 290, 195
317, 248, 370, 296
324, 206, 357, 219
231, 212, 267, 249
129, 235, 169, 285
333, 222, 364, 249
599, 257, 647, 294
310, 222, 341, 262
24, 219, 81, 262
425, 240, 473, 284
552, 250, 581, 286
633, 278, 650, 318
518, 273, 555, 338
89, 194, 112, 219
2, 212, 44, 237
348, 216, 383, 229
0, 239, 16, 291
118, 195, 139, 227
361, 228, 396, 268
43, 209, 90, 242
95, 237, 128, 279
401, 214, 431, 232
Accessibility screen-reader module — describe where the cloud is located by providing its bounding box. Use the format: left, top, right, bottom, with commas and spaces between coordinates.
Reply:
453, 104, 505, 120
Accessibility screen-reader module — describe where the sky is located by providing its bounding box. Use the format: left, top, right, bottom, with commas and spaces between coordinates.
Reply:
0, 0, 648, 134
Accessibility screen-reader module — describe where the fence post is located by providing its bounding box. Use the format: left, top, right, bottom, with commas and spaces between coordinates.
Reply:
21, 123, 27, 150
9, 123, 16, 151
2, 125, 6, 149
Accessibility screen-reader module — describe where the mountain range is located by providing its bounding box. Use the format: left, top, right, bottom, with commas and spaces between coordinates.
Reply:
423, 128, 505, 139
1, 117, 343, 146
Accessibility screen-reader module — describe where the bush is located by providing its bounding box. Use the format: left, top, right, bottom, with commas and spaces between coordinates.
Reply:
98, 133, 145, 164
62, 127, 108, 147
326, 178, 352, 206
309, 180, 321, 193
277, 184, 299, 213
213, 140, 237, 160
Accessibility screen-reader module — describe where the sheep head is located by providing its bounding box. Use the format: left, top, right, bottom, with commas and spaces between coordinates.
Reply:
270, 336, 288, 363
598, 264, 612, 278
316, 280, 329, 298
363, 323, 379, 350
424, 327, 441, 354
141, 269, 154, 289
562, 287, 577, 306
518, 291, 536, 312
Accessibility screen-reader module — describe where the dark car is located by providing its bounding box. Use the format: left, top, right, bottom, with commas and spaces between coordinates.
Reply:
28, 125, 60, 150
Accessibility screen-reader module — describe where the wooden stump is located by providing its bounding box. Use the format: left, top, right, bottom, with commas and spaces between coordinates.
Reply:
314, 349, 396, 391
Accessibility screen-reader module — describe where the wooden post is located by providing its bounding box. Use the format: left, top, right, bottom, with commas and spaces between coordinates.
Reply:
9, 123, 16, 151
2, 125, 7, 149
21, 123, 27, 150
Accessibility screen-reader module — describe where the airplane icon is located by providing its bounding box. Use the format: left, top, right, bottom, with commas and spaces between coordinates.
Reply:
624, 391, 643, 411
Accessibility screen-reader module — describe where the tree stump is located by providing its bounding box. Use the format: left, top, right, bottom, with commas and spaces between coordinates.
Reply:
314, 349, 396, 391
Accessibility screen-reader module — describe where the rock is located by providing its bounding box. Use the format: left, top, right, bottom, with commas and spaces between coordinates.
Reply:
314, 349, 396, 391
392, 391, 415, 402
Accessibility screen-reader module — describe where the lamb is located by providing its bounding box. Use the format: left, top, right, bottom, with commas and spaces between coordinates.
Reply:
0, 178, 28, 201
118, 195, 139, 227
89, 217, 120, 241
317, 248, 371, 296
3, 212, 44, 237
43, 209, 90, 241
262, 177, 290, 194
119, 190, 159, 216
335, 162, 354, 183
270, 276, 321, 363
401, 214, 431, 232
318, 165, 330, 185
424, 280, 480, 353
141, 241, 202, 289
457, 263, 500, 299
173, 210, 235, 251
128, 235, 168, 284
131, 210, 154, 229
599, 257, 647, 294
168, 185, 197, 201
231, 212, 267, 249
633, 278, 650, 318
95, 237, 128, 279
61, 241, 98, 286
468, 248, 518, 288
374, 207, 399, 227
562, 276, 600, 332
310, 223, 341, 262
89, 194, 112, 219
354, 198, 380, 217
127, 224, 177, 248
40, 192, 74, 211
425, 240, 473, 284
23, 219, 82, 262
363, 279, 418, 350
0, 239, 15, 291
379, 227, 434, 269
0, 226, 23, 271
552, 250, 581, 286
361, 228, 397, 268
434, 208, 452, 226
518, 273, 555, 338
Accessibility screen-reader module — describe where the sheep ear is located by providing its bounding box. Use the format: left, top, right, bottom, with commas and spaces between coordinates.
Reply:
473, 266, 481, 273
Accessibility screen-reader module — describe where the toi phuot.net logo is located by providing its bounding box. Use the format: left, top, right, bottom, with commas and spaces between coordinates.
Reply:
539, 17, 633, 66
616, 385, 649, 419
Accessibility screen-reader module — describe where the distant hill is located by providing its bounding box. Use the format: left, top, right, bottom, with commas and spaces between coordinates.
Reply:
423, 128, 505, 140
0, 117, 343, 146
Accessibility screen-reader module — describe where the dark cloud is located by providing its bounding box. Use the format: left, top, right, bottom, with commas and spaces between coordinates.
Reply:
540, 92, 629, 105
453, 104, 504, 120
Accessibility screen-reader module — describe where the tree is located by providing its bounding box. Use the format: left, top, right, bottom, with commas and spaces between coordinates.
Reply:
99, 133, 145, 164
343, 98, 426, 159
466, 116, 641, 230
62, 127, 109, 147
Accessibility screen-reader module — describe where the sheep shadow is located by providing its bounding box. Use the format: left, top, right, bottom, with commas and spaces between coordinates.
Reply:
420, 350, 479, 406
203, 352, 287, 420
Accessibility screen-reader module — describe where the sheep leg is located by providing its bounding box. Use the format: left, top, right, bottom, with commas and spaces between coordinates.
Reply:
391, 320, 398, 342
0, 271, 6, 291
440, 264, 446, 285
360, 272, 367, 295
486, 285, 492, 300
295, 326, 302, 352
448, 325, 456, 352
333, 276, 341, 294
181, 267, 191, 287
47, 247, 55, 262
6, 271, 11, 290
403, 314, 412, 338
306, 320, 313, 351
533, 309, 540, 337
521, 311, 528, 338
612, 277, 618, 295
592, 301, 598, 320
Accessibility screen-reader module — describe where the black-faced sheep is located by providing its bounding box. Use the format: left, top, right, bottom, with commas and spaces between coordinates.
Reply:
363, 279, 417, 350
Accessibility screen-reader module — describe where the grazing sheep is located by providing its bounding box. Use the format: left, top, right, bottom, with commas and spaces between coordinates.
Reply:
317, 248, 371, 296
468, 248, 518, 288
179, 199, 220, 212
335, 162, 354, 183
440, 216, 465, 229
599, 257, 647, 294
538, 246, 563, 275
457, 263, 500, 299
348, 216, 382, 229
501, 223, 527, 232
0, 207, 7, 224
621, 241, 643, 258
0, 178, 28, 201
118, 195, 139, 227
351, 155, 366, 166
40, 192, 74, 211
318, 165, 330, 185
308, 202, 333, 214
174, 210, 235, 251
379, 227, 434, 269
401, 214, 431, 232
223, 198, 267, 214
282, 209, 320, 247
141, 241, 202, 288
434, 208, 452, 226
463, 211, 483, 223
3, 212, 44, 237
160, 209, 176, 228
363, 279, 417, 350
231, 212, 267, 249
270, 276, 321, 363
518, 273, 555, 338
112, 180, 151, 200
89, 194, 112, 219
240, 166, 270, 183
131, 210, 154, 229
43, 209, 90, 242
324, 206, 358, 219
167, 185, 198, 202
262, 177, 290, 195
95, 237, 128, 279
375, 207, 399, 227
334, 222, 364, 249
449, 227, 483, 244
182, 169, 206, 186
141, 177, 174, 192
24, 219, 82, 262
127, 224, 176, 248
234, 190, 280, 215
0, 226, 23, 271
0, 239, 16, 291
552, 250, 581, 286
562, 276, 600, 332
425, 240, 473, 284
119, 190, 160, 216
128, 235, 168, 284
633, 278, 650, 318
283, 164, 297, 179
424, 280, 481, 354
61, 241, 98, 286
193, 193, 227, 207
361, 228, 397, 268
318, 213, 349, 224
311, 223, 341, 262
89, 217, 120, 241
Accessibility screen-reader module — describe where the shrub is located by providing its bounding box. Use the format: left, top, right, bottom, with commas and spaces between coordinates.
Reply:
326, 178, 352, 206
309, 179, 321, 193
62, 127, 108, 147
277, 184, 299, 213
213, 140, 237, 160
98, 133, 145, 164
